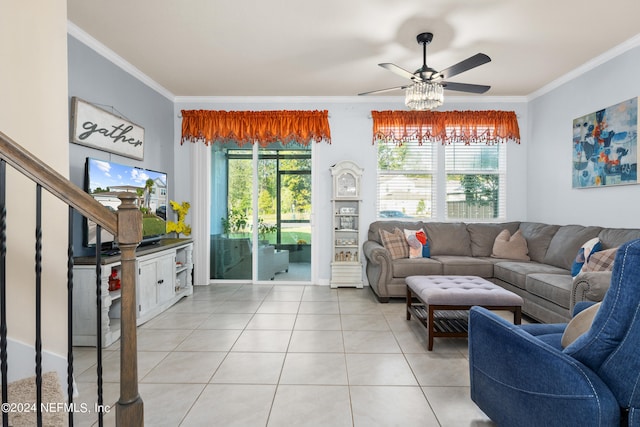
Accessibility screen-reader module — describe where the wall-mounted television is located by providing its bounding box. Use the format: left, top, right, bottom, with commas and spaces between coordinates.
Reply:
84, 157, 168, 248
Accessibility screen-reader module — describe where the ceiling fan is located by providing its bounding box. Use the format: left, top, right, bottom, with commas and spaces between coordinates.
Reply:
359, 32, 491, 109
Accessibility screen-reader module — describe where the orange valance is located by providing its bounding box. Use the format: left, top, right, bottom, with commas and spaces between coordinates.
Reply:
181, 110, 331, 146
372, 110, 520, 145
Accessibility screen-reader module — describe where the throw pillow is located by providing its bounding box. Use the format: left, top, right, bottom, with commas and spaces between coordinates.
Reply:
491, 229, 530, 261
561, 302, 601, 348
421, 233, 431, 258
406, 234, 422, 258
581, 247, 618, 273
403, 228, 430, 258
379, 228, 410, 259
571, 237, 602, 277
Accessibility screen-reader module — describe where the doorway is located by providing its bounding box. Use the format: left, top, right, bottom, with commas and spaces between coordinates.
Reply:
210, 141, 312, 282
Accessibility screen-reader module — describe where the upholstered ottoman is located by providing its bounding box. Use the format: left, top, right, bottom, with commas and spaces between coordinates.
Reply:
406, 275, 523, 350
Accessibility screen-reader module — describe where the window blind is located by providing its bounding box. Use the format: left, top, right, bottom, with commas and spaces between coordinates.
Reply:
444, 141, 505, 220
377, 139, 436, 219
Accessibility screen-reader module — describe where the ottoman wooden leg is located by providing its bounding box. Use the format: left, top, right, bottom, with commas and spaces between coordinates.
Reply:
427, 305, 434, 351
406, 287, 412, 320
514, 306, 522, 325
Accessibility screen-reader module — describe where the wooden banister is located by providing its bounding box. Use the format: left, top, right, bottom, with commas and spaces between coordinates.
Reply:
0, 130, 143, 426
0, 130, 117, 234
113, 192, 144, 425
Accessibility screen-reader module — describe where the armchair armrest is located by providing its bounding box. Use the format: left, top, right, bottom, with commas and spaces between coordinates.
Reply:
468, 306, 619, 426
571, 271, 612, 309
362, 240, 393, 301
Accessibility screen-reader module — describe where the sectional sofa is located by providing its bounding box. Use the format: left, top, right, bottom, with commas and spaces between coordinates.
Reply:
362, 221, 640, 323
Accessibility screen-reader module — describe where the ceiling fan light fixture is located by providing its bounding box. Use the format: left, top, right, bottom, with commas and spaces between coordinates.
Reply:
405, 81, 444, 111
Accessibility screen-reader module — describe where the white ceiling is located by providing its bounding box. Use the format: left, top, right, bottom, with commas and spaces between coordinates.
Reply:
67, 0, 640, 99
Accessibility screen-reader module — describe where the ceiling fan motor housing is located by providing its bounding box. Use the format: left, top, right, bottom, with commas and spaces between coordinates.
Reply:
416, 32, 433, 45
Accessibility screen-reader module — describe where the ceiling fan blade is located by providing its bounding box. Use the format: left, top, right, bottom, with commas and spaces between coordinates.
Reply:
358, 85, 408, 96
441, 82, 491, 94
379, 63, 418, 81
438, 53, 491, 80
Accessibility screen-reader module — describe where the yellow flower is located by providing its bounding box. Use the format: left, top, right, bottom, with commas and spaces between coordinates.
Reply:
166, 200, 191, 237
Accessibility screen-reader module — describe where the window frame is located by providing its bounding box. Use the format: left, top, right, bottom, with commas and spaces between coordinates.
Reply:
376, 136, 506, 222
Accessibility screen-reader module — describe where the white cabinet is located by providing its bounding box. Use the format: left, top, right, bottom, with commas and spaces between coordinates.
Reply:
72, 239, 193, 347
330, 161, 364, 288
137, 252, 175, 322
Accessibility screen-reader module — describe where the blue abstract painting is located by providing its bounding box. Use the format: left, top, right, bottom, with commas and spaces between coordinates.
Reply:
573, 97, 638, 188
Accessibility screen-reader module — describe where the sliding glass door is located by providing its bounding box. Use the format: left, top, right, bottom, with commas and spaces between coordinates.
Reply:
210, 141, 311, 282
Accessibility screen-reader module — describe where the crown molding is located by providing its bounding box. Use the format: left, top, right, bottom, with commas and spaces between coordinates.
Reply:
174, 95, 405, 104
173, 95, 527, 105
67, 21, 176, 101
528, 33, 640, 101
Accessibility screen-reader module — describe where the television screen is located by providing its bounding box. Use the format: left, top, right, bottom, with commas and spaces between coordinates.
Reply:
85, 157, 168, 247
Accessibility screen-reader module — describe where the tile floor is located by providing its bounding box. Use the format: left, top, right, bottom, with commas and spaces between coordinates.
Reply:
73, 284, 498, 426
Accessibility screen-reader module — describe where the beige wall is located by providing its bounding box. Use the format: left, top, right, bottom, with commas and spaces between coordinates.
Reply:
1, 0, 69, 357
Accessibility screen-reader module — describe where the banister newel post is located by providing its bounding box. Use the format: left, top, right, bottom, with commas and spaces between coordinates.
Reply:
115, 192, 144, 426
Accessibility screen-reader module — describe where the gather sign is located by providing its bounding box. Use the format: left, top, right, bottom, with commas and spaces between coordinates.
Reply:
70, 97, 144, 160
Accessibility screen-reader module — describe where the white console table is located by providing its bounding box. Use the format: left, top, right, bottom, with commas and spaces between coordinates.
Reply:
72, 239, 193, 347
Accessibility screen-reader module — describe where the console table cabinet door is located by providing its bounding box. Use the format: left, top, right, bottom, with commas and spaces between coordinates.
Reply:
156, 254, 176, 303
138, 252, 175, 320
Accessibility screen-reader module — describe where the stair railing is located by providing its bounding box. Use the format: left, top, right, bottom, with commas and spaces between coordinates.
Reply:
0, 130, 143, 426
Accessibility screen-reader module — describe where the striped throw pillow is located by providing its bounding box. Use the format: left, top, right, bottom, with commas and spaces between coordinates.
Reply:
379, 228, 409, 259
582, 247, 618, 272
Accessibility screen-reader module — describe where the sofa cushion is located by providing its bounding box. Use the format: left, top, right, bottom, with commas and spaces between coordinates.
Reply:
518, 222, 561, 263
491, 229, 530, 261
467, 222, 520, 257
392, 257, 442, 278
431, 256, 494, 278
543, 225, 602, 270
424, 222, 472, 256
494, 261, 569, 290
598, 228, 640, 249
526, 273, 573, 309
379, 228, 409, 259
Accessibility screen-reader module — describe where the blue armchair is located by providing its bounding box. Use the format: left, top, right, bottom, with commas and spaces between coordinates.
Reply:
469, 238, 640, 427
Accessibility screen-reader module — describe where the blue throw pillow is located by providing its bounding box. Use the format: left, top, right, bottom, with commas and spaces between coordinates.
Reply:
422, 241, 430, 258
571, 238, 602, 277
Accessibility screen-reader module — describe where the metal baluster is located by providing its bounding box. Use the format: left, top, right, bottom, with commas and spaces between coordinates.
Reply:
35, 184, 43, 427
95, 227, 103, 427
67, 207, 75, 426
1, 160, 8, 427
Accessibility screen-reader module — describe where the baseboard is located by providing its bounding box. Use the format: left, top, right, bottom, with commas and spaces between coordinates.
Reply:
0, 338, 70, 394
